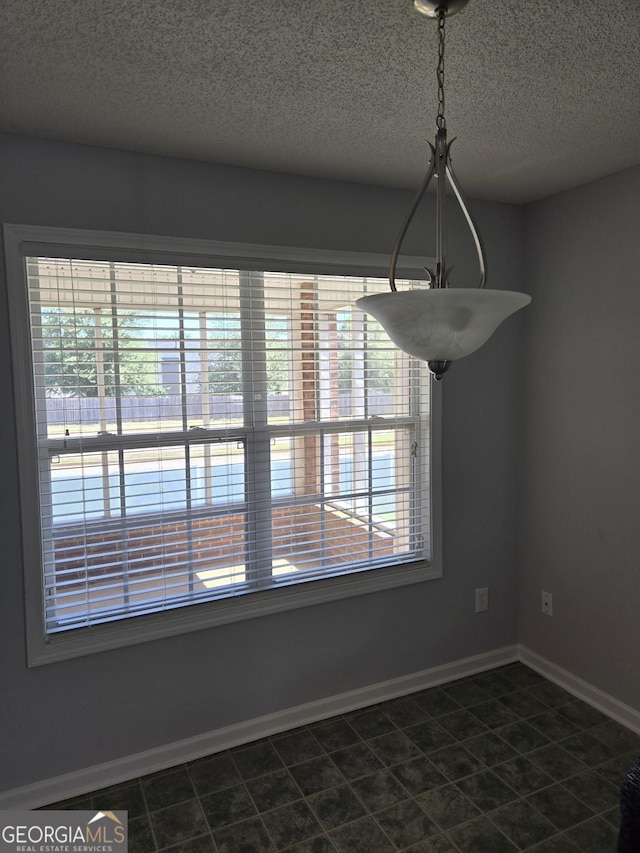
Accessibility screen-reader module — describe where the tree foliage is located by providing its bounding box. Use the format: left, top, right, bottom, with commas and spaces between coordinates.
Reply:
206, 318, 288, 394
42, 308, 396, 401
337, 320, 395, 393
206, 315, 395, 395
42, 308, 165, 397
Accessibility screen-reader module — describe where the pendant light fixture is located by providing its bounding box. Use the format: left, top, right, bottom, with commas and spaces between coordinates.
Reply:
356, 0, 531, 380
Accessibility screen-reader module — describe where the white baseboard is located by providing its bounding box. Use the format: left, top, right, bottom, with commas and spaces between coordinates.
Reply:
0, 644, 518, 810
519, 645, 640, 735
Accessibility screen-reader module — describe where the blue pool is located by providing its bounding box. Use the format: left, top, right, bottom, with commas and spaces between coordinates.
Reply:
50, 454, 397, 523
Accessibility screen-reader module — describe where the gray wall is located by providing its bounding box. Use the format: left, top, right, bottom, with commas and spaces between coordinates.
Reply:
0, 134, 524, 793
519, 164, 640, 708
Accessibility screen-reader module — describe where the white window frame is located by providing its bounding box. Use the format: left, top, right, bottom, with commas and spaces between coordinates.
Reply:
4, 224, 442, 666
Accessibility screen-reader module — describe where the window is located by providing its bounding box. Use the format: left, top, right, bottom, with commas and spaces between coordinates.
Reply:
6, 227, 441, 664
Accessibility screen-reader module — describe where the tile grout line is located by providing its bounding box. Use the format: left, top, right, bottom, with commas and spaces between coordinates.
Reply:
182, 765, 220, 853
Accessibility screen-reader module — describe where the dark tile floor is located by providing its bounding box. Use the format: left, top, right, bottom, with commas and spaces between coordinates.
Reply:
43, 663, 640, 852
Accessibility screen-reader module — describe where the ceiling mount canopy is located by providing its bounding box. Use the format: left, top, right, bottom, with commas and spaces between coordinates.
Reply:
413, 0, 470, 19
356, 0, 531, 380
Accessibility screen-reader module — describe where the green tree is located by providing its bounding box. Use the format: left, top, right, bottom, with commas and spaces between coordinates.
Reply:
206, 316, 288, 394
42, 308, 164, 397
337, 319, 395, 392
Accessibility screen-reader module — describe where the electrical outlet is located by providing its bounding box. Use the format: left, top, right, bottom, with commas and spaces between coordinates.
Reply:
475, 587, 489, 612
541, 591, 553, 616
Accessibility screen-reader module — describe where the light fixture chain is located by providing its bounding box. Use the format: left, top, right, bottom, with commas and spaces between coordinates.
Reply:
436, 9, 446, 130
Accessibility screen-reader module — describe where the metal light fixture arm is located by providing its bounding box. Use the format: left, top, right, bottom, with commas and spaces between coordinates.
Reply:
388, 6, 486, 295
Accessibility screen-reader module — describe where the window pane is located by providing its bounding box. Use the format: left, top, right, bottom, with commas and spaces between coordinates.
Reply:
45, 440, 247, 633
32, 261, 246, 437
47, 509, 248, 632
270, 427, 421, 580
46, 450, 113, 524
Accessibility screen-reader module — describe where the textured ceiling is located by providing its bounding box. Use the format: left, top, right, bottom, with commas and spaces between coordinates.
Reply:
1, 0, 640, 203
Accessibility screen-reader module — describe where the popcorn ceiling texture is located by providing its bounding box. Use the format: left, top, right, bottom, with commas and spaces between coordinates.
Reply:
1, 0, 639, 203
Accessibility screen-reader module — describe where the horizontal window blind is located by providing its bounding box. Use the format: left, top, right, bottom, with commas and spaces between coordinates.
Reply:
26, 257, 430, 635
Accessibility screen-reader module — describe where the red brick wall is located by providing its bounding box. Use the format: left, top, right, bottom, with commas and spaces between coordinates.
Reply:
54, 505, 396, 588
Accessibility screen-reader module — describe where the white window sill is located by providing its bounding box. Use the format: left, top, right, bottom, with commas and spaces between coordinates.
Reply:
29, 558, 441, 666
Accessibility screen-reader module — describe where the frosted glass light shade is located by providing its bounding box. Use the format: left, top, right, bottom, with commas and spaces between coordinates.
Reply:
356, 288, 531, 362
